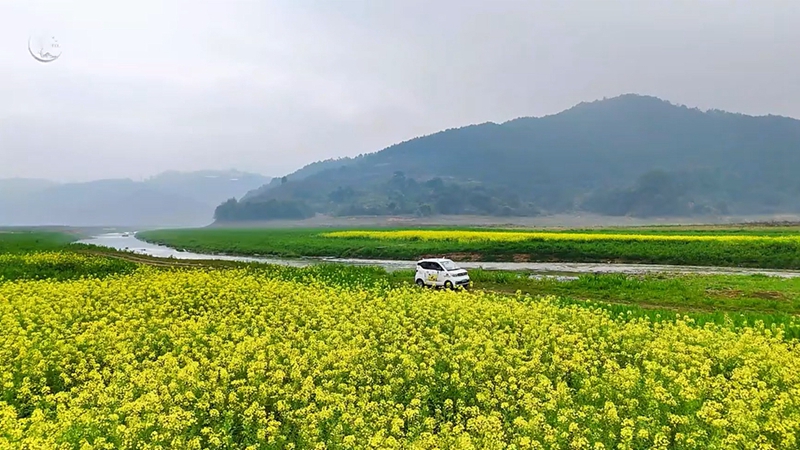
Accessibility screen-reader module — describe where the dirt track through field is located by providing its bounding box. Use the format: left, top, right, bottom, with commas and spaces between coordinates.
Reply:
77, 250, 214, 268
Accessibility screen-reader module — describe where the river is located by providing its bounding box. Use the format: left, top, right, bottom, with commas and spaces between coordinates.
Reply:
77, 233, 800, 278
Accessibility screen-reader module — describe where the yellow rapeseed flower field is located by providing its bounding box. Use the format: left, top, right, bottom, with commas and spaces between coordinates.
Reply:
1, 259, 800, 448
0, 252, 135, 282
323, 229, 798, 243
0, 251, 101, 265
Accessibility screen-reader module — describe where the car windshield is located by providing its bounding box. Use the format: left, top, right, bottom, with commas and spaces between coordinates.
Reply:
441, 260, 459, 271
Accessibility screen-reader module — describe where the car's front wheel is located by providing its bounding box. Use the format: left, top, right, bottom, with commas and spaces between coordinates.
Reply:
444, 280, 453, 290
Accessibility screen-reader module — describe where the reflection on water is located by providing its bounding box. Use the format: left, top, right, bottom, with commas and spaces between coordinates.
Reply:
77, 233, 310, 267
77, 233, 800, 278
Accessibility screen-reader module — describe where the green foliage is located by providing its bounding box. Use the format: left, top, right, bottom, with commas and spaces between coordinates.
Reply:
0, 231, 137, 281
139, 226, 800, 269
480, 272, 800, 315
0, 231, 77, 253
0, 253, 137, 281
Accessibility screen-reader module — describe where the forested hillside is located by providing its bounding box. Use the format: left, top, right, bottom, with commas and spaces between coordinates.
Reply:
220, 95, 800, 221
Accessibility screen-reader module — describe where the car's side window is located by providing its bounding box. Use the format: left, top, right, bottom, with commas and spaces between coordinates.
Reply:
430, 263, 443, 271
419, 262, 430, 270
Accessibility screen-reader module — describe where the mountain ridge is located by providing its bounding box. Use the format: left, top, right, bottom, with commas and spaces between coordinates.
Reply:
223, 94, 800, 221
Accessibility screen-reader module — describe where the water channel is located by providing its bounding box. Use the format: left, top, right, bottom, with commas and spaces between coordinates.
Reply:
77, 233, 800, 278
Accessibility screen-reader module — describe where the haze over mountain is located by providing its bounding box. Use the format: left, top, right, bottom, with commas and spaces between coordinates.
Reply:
0, 170, 270, 227
220, 95, 800, 221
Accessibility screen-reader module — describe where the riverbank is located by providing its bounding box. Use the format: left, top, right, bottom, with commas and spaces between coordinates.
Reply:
137, 225, 800, 270
79, 232, 800, 277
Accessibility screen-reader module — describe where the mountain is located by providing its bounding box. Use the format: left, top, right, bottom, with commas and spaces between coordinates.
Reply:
240, 157, 358, 202
0, 178, 57, 208
145, 170, 272, 206
221, 95, 800, 221
0, 170, 270, 227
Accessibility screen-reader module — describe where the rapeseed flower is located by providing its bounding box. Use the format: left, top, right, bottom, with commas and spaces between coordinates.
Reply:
0, 257, 799, 448
323, 229, 799, 244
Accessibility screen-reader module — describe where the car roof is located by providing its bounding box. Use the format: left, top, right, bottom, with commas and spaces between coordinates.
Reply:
417, 258, 453, 264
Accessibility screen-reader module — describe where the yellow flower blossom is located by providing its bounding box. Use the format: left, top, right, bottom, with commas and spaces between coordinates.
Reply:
0, 257, 799, 448
323, 229, 800, 244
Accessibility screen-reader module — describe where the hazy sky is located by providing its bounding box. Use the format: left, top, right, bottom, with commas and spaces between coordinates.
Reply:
2, 1, 799, 182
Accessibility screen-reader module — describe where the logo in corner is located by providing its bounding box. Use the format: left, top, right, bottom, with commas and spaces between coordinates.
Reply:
28, 34, 62, 63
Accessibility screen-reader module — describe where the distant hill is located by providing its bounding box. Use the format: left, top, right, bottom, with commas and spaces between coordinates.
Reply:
221, 95, 800, 221
240, 157, 358, 202
0, 170, 270, 227
145, 170, 272, 206
0, 178, 57, 198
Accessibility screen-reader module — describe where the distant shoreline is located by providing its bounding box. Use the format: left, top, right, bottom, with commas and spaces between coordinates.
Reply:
206, 213, 800, 229
6, 213, 800, 232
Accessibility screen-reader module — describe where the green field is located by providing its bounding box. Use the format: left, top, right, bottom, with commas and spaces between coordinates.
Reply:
0, 230, 79, 253
138, 225, 800, 269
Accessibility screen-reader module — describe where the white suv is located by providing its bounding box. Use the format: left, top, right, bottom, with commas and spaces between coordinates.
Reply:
415, 258, 470, 289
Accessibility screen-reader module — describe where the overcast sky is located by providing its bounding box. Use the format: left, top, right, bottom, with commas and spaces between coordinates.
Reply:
2, 0, 799, 182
